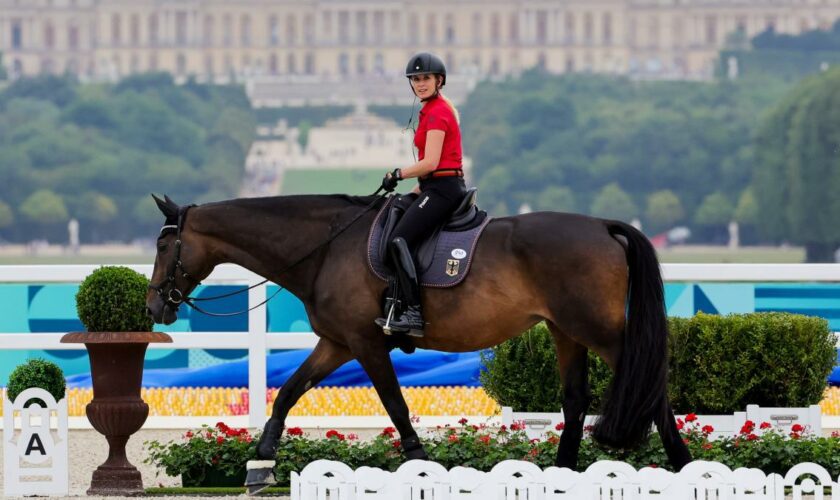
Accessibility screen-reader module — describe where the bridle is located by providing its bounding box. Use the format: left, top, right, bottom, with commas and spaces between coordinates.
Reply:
148, 190, 387, 317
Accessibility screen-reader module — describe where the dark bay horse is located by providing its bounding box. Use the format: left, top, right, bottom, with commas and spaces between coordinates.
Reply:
145, 193, 692, 473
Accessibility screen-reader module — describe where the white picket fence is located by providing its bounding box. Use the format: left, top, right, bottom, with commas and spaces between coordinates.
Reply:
291, 459, 840, 500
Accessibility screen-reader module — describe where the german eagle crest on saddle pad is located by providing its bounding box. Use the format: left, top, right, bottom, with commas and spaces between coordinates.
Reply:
367, 188, 490, 287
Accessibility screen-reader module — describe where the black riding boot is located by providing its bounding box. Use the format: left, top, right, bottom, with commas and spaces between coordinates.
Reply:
375, 237, 425, 337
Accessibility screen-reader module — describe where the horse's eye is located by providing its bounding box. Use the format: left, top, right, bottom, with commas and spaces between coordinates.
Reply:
157, 243, 168, 253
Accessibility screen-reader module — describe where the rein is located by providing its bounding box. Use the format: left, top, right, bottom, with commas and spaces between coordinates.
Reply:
149, 188, 388, 317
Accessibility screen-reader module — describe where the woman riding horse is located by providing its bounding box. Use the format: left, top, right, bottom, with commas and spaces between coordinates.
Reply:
376, 52, 468, 338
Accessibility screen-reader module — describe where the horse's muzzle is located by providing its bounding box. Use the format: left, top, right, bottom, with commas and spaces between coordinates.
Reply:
146, 299, 178, 325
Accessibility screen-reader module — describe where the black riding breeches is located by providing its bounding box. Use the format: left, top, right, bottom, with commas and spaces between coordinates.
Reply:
390, 177, 467, 249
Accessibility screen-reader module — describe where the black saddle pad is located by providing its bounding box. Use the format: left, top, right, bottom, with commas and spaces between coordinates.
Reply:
367, 196, 490, 288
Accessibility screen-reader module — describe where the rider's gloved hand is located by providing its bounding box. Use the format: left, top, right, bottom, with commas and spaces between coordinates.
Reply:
381, 168, 401, 192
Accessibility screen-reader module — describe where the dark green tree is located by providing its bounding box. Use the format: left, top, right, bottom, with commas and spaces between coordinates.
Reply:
590, 183, 638, 221
752, 68, 840, 261
645, 189, 684, 234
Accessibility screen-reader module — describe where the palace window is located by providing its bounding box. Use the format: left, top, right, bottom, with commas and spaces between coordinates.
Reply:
177, 12, 188, 46
537, 11, 548, 44
68, 24, 79, 49
148, 14, 159, 46
473, 12, 483, 44
12, 20, 22, 49
409, 13, 419, 44
427, 13, 437, 44
565, 12, 575, 43
373, 11, 385, 43
111, 13, 121, 45
603, 12, 613, 45
304, 14, 314, 43
130, 14, 139, 46
445, 13, 455, 44
305, 52, 315, 74
286, 15, 297, 45
705, 15, 717, 45
356, 12, 367, 44
44, 22, 55, 49
241, 14, 251, 46
338, 11, 349, 43
223, 14, 232, 46
205, 15, 215, 46
509, 13, 519, 43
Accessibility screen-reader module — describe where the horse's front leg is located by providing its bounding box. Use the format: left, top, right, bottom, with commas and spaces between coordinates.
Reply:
256, 336, 353, 458
351, 334, 427, 460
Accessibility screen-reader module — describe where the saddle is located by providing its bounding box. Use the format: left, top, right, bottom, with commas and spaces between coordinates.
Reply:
367, 187, 490, 288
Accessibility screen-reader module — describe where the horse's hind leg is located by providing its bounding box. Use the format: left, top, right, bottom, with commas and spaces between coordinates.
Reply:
547, 322, 591, 470
350, 337, 427, 460
255, 337, 353, 460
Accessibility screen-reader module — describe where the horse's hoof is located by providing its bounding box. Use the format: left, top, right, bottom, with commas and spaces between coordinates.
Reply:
245, 461, 276, 496
405, 448, 429, 460
402, 435, 428, 460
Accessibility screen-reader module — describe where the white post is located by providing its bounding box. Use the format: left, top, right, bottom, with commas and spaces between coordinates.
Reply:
249, 278, 268, 428
3, 388, 68, 496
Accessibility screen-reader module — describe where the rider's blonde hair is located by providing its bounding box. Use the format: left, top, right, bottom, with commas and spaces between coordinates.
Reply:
435, 76, 460, 124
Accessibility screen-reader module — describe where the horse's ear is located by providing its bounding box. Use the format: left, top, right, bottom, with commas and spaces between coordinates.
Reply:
151, 193, 177, 218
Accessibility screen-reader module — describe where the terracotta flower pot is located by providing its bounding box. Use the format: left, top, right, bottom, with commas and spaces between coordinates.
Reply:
61, 331, 172, 496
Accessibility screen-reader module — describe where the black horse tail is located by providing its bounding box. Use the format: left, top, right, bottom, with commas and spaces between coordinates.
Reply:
592, 220, 669, 449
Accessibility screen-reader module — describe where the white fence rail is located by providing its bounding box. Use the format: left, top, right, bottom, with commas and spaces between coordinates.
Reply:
291, 459, 840, 500
1, 263, 839, 428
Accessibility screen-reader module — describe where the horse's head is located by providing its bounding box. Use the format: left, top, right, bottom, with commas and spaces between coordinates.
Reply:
145, 194, 213, 325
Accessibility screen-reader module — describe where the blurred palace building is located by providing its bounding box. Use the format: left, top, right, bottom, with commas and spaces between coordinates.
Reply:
1, 0, 839, 103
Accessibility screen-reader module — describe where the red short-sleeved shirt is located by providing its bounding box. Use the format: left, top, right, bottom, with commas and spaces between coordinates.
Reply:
414, 97, 463, 170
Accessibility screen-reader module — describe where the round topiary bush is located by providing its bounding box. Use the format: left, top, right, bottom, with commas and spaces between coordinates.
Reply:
76, 265, 154, 332
6, 358, 66, 407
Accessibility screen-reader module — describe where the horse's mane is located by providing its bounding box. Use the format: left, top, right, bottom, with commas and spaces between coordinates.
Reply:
200, 194, 383, 211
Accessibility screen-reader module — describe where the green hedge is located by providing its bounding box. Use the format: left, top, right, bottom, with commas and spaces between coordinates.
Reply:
480, 313, 836, 414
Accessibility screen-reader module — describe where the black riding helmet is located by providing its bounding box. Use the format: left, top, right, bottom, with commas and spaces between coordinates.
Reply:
405, 52, 447, 87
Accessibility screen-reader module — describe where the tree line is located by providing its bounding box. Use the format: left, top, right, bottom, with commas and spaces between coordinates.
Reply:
0, 72, 255, 243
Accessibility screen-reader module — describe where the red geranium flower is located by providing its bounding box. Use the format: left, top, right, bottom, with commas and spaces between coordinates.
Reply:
479, 435, 491, 445
555, 423, 565, 431
760, 422, 772, 430
740, 420, 755, 435
791, 424, 804, 433
287, 427, 304, 437
326, 429, 340, 439
381, 427, 396, 438
185, 431, 194, 439
216, 436, 224, 444
702, 443, 713, 450
702, 425, 714, 435
392, 440, 401, 449
676, 419, 684, 431
448, 434, 459, 443
458, 418, 469, 425
685, 413, 697, 423
746, 433, 759, 441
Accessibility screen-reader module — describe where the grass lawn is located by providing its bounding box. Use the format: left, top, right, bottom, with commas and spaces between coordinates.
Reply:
657, 245, 805, 263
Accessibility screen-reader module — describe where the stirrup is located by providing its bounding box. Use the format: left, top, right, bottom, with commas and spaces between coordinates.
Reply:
375, 301, 406, 335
